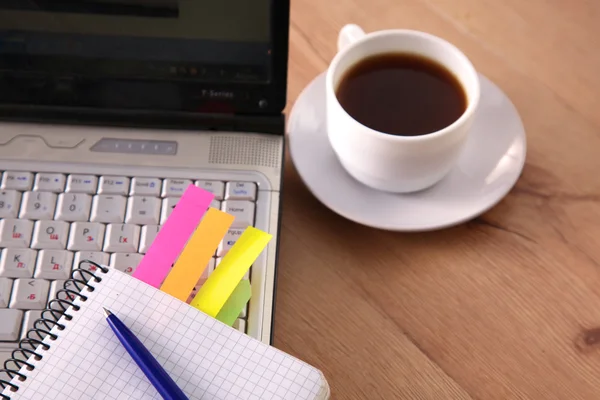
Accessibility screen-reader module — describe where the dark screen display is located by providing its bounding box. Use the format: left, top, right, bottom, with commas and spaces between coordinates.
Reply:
0, 1, 272, 83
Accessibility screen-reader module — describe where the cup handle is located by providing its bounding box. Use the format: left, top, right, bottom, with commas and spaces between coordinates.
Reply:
337, 24, 366, 52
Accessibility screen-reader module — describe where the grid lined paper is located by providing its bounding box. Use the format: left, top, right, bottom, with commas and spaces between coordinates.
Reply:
2, 269, 328, 400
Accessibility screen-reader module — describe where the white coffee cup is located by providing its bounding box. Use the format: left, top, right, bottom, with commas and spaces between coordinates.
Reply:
326, 24, 480, 193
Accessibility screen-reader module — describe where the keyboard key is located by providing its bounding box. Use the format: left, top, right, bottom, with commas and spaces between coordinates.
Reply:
233, 318, 246, 333
239, 304, 248, 319
48, 280, 67, 303
31, 220, 69, 249
161, 178, 192, 197
139, 225, 160, 254
210, 199, 221, 210
34, 173, 66, 192
20, 191, 57, 220
34, 250, 74, 280
225, 181, 256, 200
90, 195, 127, 223
98, 176, 130, 195
55, 193, 92, 222
104, 224, 140, 253
217, 229, 244, 257
21, 310, 43, 339
109, 253, 143, 275
0, 309, 23, 340
0, 190, 21, 218
221, 200, 255, 228
125, 196, 161, 225
9, 278, 50, 309
49, 280, 79, 311
0, 248, 37, 278
74, 251, 110, 274
65, 174, 98, 194
67, 222, 105, 251
131, 177, 161, 196
0, 278, 12, 307
186, 291, 198, 304
201, 258, 216, 280
195, 180, 225, 200
0, 219, 33, 248
1, 171, 33, 191
160, 197, 179, 224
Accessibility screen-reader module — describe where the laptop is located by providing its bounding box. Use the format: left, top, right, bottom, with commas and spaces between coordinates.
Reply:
0, 0, 290, 366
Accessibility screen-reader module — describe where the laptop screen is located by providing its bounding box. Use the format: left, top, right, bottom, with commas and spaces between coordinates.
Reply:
0, 1, 272, 84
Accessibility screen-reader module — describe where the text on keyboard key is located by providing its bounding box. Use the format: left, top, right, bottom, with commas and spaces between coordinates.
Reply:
0, 190, 21, 218
225, 181, 256, 200
0, 219, 33, 248
91, 194, 127, 223
74, 251, 109, 273
217, 229, 245, 257
195, 180, 225, 200
67, 222, 105, 251
31, 220, 69, 249
125, 196, 161, 225
0, 278, 12, 307
34, 250, 74, 280
55, 193, 92, 222
131, 177, 161, 196
161, 179, 192, 197
20, 191, 57, 220
0, 309, 23, 341
98, 176, 130, 195
0, 248, 37, 278
221, 200, 255, 228
104, 224, 140, 253
1, 171, 33, 191
9, 278, 50, 309
110, 253, 143, 275
65, 174, 98, 194
34, 173, 66, 192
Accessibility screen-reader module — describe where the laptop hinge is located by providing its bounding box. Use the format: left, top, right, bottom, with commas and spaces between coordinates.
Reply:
0, 105, 285, 135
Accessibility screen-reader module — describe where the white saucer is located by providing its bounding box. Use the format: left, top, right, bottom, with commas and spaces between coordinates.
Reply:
287, 72, 527, 231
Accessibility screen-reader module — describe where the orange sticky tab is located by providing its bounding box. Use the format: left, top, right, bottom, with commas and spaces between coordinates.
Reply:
160, 207, 234, 301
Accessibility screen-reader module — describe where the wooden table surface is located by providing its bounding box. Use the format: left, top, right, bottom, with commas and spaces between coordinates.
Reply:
273, 0, 600, 398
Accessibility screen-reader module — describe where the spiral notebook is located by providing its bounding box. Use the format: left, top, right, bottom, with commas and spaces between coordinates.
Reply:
0, 265, 330, 400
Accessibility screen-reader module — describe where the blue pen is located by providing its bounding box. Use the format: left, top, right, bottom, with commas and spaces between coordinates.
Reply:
102, 307, 189, 400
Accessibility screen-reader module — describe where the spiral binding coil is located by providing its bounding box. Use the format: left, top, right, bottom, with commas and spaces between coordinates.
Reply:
0, 260, 109, 400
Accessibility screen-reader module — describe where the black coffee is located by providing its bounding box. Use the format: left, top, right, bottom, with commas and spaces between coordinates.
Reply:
335, 52, 467, 136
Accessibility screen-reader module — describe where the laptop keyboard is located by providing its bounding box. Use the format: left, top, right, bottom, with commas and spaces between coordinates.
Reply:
0, 170, 259, 360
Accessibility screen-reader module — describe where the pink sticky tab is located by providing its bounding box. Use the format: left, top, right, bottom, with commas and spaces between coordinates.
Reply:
133, 184, 214, 288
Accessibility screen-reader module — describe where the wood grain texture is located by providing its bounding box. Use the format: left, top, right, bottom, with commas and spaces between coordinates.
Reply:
273, 0, 600, 398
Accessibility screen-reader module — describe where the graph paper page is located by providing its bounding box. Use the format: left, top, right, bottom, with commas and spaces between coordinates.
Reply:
4, 269, 328, 400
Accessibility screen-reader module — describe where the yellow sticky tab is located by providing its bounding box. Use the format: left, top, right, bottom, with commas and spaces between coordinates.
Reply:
160, 207, 234, 302
191, 227, 272, 317
215, 279, 252, 326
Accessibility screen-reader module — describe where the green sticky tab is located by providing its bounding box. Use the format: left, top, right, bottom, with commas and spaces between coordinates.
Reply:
215, 279, 252, 326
